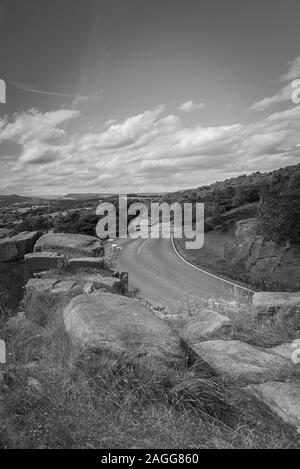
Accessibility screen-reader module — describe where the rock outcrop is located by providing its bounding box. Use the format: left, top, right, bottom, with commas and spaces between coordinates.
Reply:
267, 343, 294, 361
181, 309, 231, 345
0, 231, 41, 262
227, 218, 300, 291
63, 291, 184, 370
246, 381, 300, 433
34, 233, 103, 258
192, 340, 294, 385
25, 273, 121, 296
25, 278, 75, 294
68, 257, 105, 270
252, 292, 300, 315
25, 252, 65, 273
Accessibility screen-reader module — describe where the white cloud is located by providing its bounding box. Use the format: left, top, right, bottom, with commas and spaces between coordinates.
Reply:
0, 108, 79, 165
250, 83, 292, 111
0, 108, 79, 145
1, 100, 300, 194
280, 55, 300, 82
179, 100, 206, 112
251, 55, 300, 112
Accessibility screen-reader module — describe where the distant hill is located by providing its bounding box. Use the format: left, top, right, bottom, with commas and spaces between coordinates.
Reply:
0, 194, 49, 208
62, 192, 166, 200
62, 193, 115, 200
162, 163, 300, 215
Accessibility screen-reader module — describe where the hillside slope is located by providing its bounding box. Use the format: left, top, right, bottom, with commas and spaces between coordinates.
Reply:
170, 164, 300, 291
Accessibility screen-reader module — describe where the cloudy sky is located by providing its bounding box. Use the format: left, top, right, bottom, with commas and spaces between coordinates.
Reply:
0, 0, 300, 195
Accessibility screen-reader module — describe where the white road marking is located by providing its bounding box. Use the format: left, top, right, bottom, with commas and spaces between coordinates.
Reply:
171, 237, 255, 293
137, 239, 148, 256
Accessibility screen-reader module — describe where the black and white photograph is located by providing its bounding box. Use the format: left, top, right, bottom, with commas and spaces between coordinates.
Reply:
0, 0, 299, 454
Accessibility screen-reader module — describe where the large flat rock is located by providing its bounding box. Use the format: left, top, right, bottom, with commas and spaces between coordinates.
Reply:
181, 309, 231, 345
25, 251, 65, 273
0, 239, 18, 262
192, 340, 294, 385
25, 273, 120, 297
0, 231, 40, 262
246, 381, 300, 433
253, 292, 300, 311
25, 278, 60, 293
34, 233, 103, 258
267, 343, 294, 361
63, 291, 184, 370
68, 257, 105, 270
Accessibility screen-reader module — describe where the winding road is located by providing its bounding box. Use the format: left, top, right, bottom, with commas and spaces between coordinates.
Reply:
116, 237, 253, 308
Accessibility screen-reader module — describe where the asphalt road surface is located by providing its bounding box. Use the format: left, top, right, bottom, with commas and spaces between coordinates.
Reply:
116, 237, 253, 308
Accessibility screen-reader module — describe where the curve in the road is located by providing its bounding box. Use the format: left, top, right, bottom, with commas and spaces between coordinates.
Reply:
117, 237, 254, 308
171, 237, 254, 294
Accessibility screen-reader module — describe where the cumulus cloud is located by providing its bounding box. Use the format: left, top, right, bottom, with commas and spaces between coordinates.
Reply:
0, 108, 79, 165
280, 55, 300, 82
251, 55, 300, 111
0, 108, 78, 144
179, 100, 206, 112
250, 83, 293, 111
1, 98, 300, 194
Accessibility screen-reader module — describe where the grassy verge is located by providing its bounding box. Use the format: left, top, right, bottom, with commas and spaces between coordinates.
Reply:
0, 291, 299, 449
156, 293, 300, 349
174, 234, 255, 290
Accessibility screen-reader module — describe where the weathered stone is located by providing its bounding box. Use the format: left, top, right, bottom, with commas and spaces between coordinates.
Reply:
68, 257, 105, 270
0, 239, 19, 262
192, 340, 294, 385
25, 277, 82, 296
25, 251, 65, 273
90, 276, 120, 290
34, 233, 103, 258
267, 343, 294, 361
25, 278, 59, 294
70, 273, 121, 291
246, 381, 300, 433
33, 271, 50, 278
83, 282, 94, 294
181, 309, 231, 345
232, 218, 300, 291
0, 231, 40, 262
50, 280, 78, 294
63, 291, 184, 369
25, 273, 121, 297
202, 217, 300, 291
11, 231, 41, 256
253, 292, 300, 314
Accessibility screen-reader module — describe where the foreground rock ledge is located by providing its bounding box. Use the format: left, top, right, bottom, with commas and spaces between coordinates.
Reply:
0, 231, 41, 262
63, 291, 184, 370
246, 381, 300, 433
253, 292, 300, 313
192, 340, 294, 385
181, 309, 231, 345
25, 274, 121, 296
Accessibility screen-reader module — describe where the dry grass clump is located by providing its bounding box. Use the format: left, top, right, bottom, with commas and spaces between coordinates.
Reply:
156, 292, 300, 348
0, 291, 299, 449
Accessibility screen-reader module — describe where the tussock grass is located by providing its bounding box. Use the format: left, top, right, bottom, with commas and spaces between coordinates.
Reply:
157, 293, 300, 348
0, 291, 299, 449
